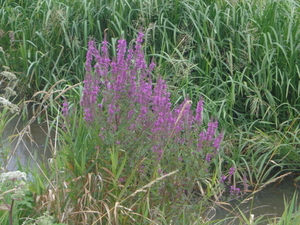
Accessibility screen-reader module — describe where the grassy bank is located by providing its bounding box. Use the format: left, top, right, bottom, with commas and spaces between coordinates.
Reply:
0, 0, 300, 224
1, 0, 300, 126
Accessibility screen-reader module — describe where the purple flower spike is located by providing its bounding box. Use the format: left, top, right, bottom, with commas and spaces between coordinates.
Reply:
81, 32, 224, 166
62, 98, 69, 117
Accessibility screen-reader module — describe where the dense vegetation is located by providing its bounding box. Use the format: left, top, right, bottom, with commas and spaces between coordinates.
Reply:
0, 0, 300, 224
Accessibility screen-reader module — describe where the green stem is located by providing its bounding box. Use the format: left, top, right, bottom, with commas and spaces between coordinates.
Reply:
9, 199, 14, 225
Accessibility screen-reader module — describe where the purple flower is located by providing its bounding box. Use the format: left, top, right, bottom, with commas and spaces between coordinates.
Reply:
205, 153, 212, 162
62, 98, 69, 117
219, 175, 227, 183
81, 39, 102, 122
213, 132, 224, 150
229, 167, 235, 175
206, 120, 218, 142
195, 98, 204, 124
230, 185, 241, 196
80, 32, 224, 167
151, 78, 173, 136
227, 167, 235, 184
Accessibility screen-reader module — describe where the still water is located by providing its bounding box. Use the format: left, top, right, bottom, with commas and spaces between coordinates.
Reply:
1, 115, 52, 173
211, 176, 300, 224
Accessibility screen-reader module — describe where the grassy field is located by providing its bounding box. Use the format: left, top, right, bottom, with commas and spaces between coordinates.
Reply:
0, 0, 300, 224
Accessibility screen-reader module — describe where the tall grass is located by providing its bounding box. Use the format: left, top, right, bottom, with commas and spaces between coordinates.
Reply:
1, 0, 299, 127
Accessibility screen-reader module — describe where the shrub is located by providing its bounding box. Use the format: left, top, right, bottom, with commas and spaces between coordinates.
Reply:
80, 32, 225, 202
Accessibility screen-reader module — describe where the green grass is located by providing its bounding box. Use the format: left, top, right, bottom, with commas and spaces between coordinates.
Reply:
0, 0, 299, 128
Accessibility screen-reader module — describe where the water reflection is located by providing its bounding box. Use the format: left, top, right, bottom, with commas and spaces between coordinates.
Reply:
1, 115, 52, 172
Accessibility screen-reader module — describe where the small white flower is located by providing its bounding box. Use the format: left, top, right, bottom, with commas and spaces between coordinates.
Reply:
4, 87, 16, 96
0, 97, 11, 106
2, 66, 10, 71
0, 97, 20, 114
0, 71, 16, 80
0, 171, 27, 182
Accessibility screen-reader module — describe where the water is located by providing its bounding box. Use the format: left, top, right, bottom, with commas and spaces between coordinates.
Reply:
211, 174, 300, 224
1, 115, 52, 172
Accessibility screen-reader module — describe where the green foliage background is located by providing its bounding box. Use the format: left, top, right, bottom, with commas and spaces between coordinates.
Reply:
1, 0, 300, 128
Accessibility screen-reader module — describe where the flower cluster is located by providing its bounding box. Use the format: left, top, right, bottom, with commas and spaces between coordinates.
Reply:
0, 170, 27, 181
0, 171, 28, 202
81, 32, 223, 167
0, 97, 20, 114
230, 185, 241, 196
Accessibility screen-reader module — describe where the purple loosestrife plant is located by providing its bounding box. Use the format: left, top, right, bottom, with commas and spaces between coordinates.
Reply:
62, 98, 69, 117
81, 32, 224, 198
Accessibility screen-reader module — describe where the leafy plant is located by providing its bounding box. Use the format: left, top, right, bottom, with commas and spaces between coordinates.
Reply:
0, 171, 31, 225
